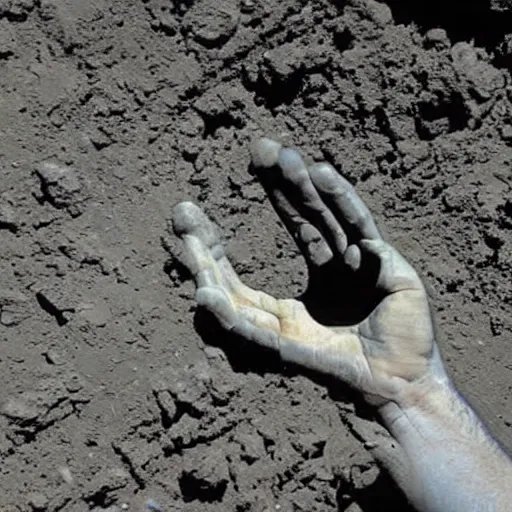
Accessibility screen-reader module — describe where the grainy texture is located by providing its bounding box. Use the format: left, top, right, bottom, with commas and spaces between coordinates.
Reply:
0, 0, 511, 510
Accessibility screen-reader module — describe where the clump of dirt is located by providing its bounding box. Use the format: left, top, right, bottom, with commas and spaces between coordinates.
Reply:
0, 0, 511, 510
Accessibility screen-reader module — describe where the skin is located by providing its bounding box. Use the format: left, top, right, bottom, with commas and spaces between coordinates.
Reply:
172, 137, 512, 512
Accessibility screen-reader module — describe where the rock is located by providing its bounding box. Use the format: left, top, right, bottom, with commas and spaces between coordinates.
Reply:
27, 491, 48, 511
34, 161, 85, 217
0, 0, 37, 21
291, 430, 328, 458
0, 196, 18, 233
157, 11, 177, 36
0, 20, 16, 59
88, 126, 112, 150
58, 466, 74, 484
451, 42, 505, 102
442, 186, 471, 213
183, 0, 239, 48
490, 0, 512, 11
349, 0, 393, 27
240, 0, 255, 14
58, 231, 119, 277
233, 425, 266, 463
111, 439, 160, 486
349, 462, 379, 491
163, 413, 201, 451
0, 289, 30, 326
193, 85, 244, 125
2, 395, 40, 422
77, 300, 111, 328
345, 503, 364, 512
490, 314, 505, 336
424, 28, 450, 50
153, 388, 177, 424
180, 446, 229, 502
154, 360, 211, 416
0, 430, 12, 456
63, 371, 85, 393
145, 498, 163, 512
35, 287, 75, 326
82, 468, 130, 506
38, 0, 58, 20
476, 178, 509, 221
44, 347, 68, 366
1, 375, 90, 443
262, 43, 304, 82
501, 124, 512, 142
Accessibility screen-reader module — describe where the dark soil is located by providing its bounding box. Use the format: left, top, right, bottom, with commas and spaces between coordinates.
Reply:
0, 0, 511, 510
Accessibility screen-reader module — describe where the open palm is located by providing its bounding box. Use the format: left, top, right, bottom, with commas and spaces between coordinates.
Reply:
172, 138, 441, 403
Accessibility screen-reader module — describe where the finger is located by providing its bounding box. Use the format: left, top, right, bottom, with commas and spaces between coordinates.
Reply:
173, 201, 235, 291
180, 233, 222, 287
173, 201, 285, 319
359, 239, 423, 293
265, 186, 334, 268
196, 286, 236, 329
249, 137, 281, 169
308, 162, 381, 241
172, 201, 223, 252
172, 200, 283, 350
251, 139, 333, 268
277, 148, 348, 255
343, 244, 361, 271
196, 286, 280, 350
251, 139, 348, 258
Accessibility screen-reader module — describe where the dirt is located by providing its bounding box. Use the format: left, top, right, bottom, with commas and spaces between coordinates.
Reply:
0, 0, 511, 510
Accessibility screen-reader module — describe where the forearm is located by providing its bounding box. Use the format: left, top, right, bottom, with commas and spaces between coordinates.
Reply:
378, 377, 512, 512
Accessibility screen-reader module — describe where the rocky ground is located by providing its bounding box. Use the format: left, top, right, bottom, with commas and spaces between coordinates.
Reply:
0, 0, 511, 510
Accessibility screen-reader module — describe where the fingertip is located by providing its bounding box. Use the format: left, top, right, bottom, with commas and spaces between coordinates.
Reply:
172, 201, 203, 236
173, 200, 199, 216
250, 137, 282, 169
195, 286, 236, 330
195, 286, 214, 307
344, 244, 361, 271
297, 223, 334, 267
277, 148, 305, 176
173, 202, 221, 248
308, 163, 340, 193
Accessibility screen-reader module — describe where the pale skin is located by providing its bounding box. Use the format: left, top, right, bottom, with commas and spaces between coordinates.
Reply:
172, 137, 512, 512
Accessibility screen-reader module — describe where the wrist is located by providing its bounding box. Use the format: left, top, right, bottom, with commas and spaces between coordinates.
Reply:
376, 371, 512, 512
379, 370, 505, 458
396, 371, 454, 415
377, 372, 453, 435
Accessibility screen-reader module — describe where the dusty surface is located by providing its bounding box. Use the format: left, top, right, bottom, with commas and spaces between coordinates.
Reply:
0, 0, 511, 510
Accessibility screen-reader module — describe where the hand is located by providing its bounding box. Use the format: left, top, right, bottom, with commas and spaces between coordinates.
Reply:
172, 138, 446, 403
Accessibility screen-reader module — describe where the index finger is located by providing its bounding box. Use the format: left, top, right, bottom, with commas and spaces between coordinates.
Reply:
308, 162, 381, 242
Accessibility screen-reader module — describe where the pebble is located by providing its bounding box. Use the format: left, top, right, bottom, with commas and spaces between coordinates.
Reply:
34, 161, 85, 217
183, 0, 239, 48
146, 499, 162, 512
